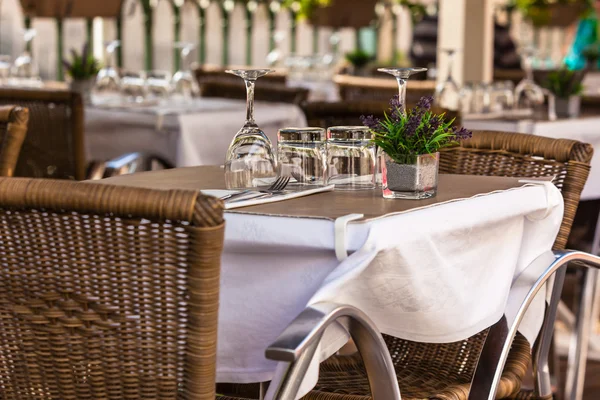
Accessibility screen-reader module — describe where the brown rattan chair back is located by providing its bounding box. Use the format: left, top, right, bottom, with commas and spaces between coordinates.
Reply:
440, 130, 593, 249
200, 81, 309, 105
0, 178, 225, 400
0, 105, 29, 177
302, 101, 460, 129
0, 89, 85, 180
334, 74, 435, 104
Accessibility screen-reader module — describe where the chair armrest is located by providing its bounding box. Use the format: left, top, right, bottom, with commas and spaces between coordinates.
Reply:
265, 302, 401, 400
86, 152, 174, 180
469, 250, 600, 400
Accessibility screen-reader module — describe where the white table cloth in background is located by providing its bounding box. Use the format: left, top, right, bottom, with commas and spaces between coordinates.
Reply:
102, 168, 563, 398
463, 116, 600, 200
85, 98, 307, 167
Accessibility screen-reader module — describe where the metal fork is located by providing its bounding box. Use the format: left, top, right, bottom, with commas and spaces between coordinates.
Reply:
221, 175, 291, 202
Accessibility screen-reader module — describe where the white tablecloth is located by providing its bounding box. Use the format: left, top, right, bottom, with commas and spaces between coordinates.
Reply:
85, 98, 307, 167
102, 169, 563, 399
219, 183, 562, 396
463, 117, 600, 200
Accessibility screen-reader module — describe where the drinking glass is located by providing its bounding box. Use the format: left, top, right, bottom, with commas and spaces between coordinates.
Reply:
514, 47, 545, 109
0, 55, 12, 85
472, 82, 492, 114
378, 67, 428, 115
278, 127, 326, 186
95, 40, 122, 100
11, 29, 41, 86
224, 69, 277, 189
435, 49, 460, 111
492, 81, 515, 111
147, 70, 172, 99
459, 82, 474, 114
326, 126, 376, 190
120, 71, 148, 103
171, 42, 199, 101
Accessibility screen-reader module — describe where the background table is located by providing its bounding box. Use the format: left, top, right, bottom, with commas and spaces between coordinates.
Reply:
463, 115, 600, 201
99, 166, 563, 397
85, 98, 307, 167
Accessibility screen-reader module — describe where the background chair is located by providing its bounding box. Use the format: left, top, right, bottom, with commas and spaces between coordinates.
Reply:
302, 131, 593, 400
0, 178, 225, 399
334, 74, 435, 104
0, 88, 171, 180
302, 101, 461, 128
200, 81, 310, 105
195, 65, 288, 86
0, 105, 28, 177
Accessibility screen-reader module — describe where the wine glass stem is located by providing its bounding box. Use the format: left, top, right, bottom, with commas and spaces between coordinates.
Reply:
395, 77, 407, 115
245, 78, 256, 125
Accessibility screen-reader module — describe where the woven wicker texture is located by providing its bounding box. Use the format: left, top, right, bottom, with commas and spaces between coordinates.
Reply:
0, 105, 29, 177
200, 81, 310, 105
302, 101, 460, 129
303, 131, 593, 400
0, 178, 226, 400
0, 89, 85, 180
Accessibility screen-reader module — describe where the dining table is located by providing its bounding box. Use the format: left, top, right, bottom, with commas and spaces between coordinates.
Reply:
97, 165, 564, 398
85, 97, 308, 168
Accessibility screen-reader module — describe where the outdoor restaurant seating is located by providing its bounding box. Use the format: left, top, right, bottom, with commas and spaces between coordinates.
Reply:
3, 0, 600, 398
0, 105, 28, 177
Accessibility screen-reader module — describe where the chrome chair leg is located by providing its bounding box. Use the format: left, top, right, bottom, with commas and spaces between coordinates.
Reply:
565, 268, 597, 400
468, 251, 600, 400
264, 302, 401, 400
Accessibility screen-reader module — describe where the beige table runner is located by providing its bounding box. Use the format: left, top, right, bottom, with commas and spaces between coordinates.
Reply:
100, 166, 537, 221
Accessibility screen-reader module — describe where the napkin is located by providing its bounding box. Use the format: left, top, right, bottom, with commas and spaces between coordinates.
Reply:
202, 185, 335, 210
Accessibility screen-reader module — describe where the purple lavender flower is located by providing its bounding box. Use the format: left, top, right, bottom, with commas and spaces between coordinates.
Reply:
416, 95, 433, 111
360, 114, 380, 131
452, 126, 473, 140
388, 95, 404, 121
404, 111, 421, 137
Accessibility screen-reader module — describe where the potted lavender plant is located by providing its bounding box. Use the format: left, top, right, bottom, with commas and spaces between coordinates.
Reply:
362, 96, 472, 199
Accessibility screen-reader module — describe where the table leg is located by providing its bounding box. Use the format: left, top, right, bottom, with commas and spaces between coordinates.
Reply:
259, 382, 269, 400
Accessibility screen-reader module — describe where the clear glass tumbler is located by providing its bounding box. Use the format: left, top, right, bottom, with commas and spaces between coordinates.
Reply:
326, 126, 375, 190
278, 127, 326, 186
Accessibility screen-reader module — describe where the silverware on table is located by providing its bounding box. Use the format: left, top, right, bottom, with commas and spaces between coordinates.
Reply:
221, 176, 291, 203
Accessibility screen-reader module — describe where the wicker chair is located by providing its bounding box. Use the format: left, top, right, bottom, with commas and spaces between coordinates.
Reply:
0, 177, 227, 399
0, 88, 172, 181
0, 105, 29, 177
0, 89, 86, 180
302, 101, 461, 128
200, 81, 310, 105
302, 131, 593, 400
333, 74, 436, 104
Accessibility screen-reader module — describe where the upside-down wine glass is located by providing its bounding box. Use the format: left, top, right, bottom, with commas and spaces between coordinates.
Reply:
376, 67, 428, 185
514, 47, 545, 109
11, 29, 41, 86
172, 42, 199, 101
95, 40, 121, 102
435, 49, 460, 111
224, 69, 277, 189
378, 67, 428, 115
